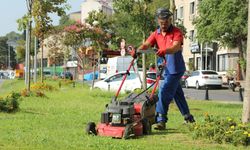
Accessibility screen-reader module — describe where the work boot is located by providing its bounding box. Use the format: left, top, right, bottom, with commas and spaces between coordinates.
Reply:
154, 122, 166, 130
184, 114, 195, 124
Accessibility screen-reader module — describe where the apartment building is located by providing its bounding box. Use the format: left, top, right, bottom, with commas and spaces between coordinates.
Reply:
81, 0, 113, 23
175, 0, 239, 74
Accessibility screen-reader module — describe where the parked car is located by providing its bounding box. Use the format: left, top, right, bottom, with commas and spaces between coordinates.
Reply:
60, 72, 73, 80
146, 71, 164, 87
180, 71, 190, 87
185, 70, 222, 89
93, 71, 142, 93
94, 70, 168, 93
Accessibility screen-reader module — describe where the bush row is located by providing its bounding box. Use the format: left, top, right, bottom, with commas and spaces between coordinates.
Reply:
189, 114, 250, 146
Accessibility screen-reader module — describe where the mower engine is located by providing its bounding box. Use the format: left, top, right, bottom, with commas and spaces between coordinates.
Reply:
86, 93, 158, 139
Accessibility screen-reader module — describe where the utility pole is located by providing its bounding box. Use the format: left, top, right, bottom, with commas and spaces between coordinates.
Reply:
242, 0, 250, 123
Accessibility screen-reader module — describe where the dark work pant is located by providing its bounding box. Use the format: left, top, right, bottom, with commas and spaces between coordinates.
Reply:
156, 71, 190, 123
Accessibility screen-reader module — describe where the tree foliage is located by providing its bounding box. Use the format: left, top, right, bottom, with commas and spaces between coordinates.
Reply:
16, 40, 26, 63
0, 36, 8, 69
194, 0, 248, 77
46, 34, 65, 66
59, 14, 75, 27
112, 0, 155, 45
194, 0, 248, 47
32, 0, 69, 39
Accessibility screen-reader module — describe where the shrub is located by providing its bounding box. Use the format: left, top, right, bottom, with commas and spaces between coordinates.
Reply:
20, 88, 46, 98
59, 79, 74, 85
189, 114, 250, 146
31, 82, 56, 91
0, 92, 21, 113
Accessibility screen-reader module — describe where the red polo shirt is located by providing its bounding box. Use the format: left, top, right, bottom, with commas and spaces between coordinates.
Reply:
146, 26, 186, 74
146, 26, 183, 49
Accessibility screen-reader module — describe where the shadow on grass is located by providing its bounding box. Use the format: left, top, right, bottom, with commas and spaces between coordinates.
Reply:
190, 108, 202, 111
150, 128, 181, 135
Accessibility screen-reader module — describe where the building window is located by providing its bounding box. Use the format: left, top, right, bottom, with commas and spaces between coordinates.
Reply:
174, 9, 178, 21
189, 30, 195, 42
190, 1, 195, 15
218, 54, 228, 71
179, 6, 184, 19
196, 57, 201, 70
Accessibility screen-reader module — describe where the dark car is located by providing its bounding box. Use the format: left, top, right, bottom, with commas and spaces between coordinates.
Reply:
60, 72, 73, 80
180, 71, 190, 87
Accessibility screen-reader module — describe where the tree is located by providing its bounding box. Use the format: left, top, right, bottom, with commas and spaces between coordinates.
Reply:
59, 14, 75, 27
112, 0, 155, 89
0, 36, 8, 69
32, 0, 68, 82
16, 40, 26, 63
46, 34, 65, 77
63, 21, 110, 85
194, 0, 248, 79
242, 0, 250, 123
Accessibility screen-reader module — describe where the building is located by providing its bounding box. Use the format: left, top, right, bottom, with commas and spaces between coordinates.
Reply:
81, 0, 113, 23
174, 0, 239, 75
69, 11, 81, 22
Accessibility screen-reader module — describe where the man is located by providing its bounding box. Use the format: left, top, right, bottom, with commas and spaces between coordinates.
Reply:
132, 8, 195, 130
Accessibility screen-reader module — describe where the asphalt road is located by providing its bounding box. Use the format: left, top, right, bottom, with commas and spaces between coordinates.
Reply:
183, 86, 242, 103
0, 79, 3, 87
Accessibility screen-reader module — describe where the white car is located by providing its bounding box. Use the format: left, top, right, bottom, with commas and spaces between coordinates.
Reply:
146, 71, 164, 87
93, 71, 143, 93
185, 70, 222, 89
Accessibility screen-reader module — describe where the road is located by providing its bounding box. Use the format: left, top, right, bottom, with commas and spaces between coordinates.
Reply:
81, 80, 243, 103
0, 79, 3, 87
183, 86, 242, 103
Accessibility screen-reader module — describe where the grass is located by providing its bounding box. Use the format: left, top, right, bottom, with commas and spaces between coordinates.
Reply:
0, 79, 247, 150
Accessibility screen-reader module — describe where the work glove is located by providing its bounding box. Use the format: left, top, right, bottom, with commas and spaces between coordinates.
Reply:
156, 48, 166, 57
128, 46, 138, 58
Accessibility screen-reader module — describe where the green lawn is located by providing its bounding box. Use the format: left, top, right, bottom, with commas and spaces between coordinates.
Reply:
0, 79, 247, 150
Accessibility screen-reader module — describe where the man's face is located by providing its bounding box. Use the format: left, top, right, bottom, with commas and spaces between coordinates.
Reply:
158, 17, 171, 32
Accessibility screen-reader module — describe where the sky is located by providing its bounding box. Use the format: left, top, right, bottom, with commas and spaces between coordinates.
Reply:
0, 0, 84, 37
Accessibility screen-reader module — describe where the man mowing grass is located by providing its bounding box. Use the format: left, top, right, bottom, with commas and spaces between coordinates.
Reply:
131, 8, 195, 130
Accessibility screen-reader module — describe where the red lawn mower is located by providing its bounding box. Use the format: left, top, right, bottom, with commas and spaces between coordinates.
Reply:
86, 47, 165, 139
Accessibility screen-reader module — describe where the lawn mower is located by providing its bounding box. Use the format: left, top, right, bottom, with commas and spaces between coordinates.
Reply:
86, 47, 165, 139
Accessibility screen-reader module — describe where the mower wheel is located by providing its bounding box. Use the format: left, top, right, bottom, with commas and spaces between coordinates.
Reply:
86, 122, 97, 135
123, 124, 134, 139
142, 118, 151, 135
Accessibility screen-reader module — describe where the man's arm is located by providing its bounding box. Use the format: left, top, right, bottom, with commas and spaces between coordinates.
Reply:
165, 41, 182, 54
138, 41, 151, 50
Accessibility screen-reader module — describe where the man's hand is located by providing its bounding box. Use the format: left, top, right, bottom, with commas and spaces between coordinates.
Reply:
128, 46, 137, 58
130, 49, 137, 58
156, 48, 166, 57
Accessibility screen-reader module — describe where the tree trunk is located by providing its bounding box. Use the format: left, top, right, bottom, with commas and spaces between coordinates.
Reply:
91, 62, 96, 90
98, 51, 101, 80
242, 0, 250, 123
82, 61, 85, 83
34, 36, 37, 83
27, 20, 32, 91
41, 40, 44, 83
53, 62, 56, 78
237, 39, 245, 80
